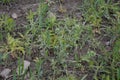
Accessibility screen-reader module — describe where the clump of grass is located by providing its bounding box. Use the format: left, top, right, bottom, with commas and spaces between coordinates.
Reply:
0, 15, 15, 41
81, 0, 120, 27
81, 0, 120, 79
0, 34, 25, 58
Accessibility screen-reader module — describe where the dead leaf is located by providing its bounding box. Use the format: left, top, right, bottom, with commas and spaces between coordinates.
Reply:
58, 5, 67, 13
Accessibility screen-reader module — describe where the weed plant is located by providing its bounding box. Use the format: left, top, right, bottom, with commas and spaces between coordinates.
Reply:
81, 0, 120, 79
0, 15, 15, 41
81, 0, 120, 27
0, 0, 14, 3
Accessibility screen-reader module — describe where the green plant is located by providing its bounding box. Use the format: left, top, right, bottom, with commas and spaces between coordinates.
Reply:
80, 0, 120, 80
1, 34, 25, 58
0, 15, 15, 41
112, 38, 120, 61
46, 11, 56, 27
0, 0, 14, 3
16, 59, 24, 76
81, 50, 96, 62
34, 57, 44, 79
81, 0, 119, 27
85, 37, 120, 80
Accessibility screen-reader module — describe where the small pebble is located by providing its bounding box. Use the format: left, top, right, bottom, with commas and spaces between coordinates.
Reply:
11, 13, 18, 19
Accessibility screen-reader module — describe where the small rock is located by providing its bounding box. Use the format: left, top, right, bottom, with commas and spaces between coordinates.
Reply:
105, 41, 110, 46
24, 60, 30, 71
0, 68, 11, 79
11, 13, 18, 19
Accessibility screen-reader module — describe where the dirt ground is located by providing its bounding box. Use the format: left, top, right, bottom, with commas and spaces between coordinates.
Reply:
0, 0, 82, 25
0, 0, 39, 26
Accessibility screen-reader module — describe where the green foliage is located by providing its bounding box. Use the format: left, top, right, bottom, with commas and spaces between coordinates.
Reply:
112, 38, 120, 62
37, 2, 48, 27
0, 0, 120, 80
46, 11, 56, 27
0, 15, 14, 31
34, 57, 44, 79
0, 34, 25, 58
0, 15, 15, 41
81, 0, 120, 27
81, 0, 120, 79
81, 50, 96, 62
0, 0, 14, 3
84, 38, 120, 80
16, 59, 24, 76
7, 34, 25, 54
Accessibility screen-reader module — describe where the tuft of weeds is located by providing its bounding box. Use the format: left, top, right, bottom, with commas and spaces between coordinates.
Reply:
0, 34, 25, 58
0, 15, 15, 41
81, 0, 120, 79
34, 57, 44, 79
81, 0, 120, 27
89, 39, 120, 80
